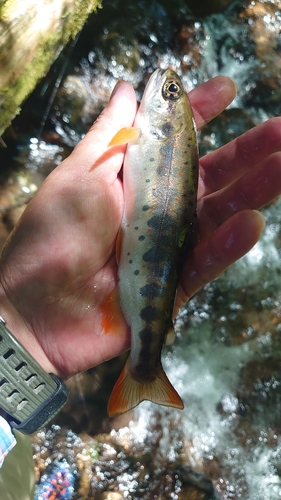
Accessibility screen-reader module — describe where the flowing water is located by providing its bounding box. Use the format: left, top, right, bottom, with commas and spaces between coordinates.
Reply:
0, 1, 281, 499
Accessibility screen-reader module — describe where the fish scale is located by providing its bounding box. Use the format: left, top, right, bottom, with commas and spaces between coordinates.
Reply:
107, 68, 199, 417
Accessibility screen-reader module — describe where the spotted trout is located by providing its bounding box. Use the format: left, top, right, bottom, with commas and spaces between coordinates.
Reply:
106, 69, 199, 416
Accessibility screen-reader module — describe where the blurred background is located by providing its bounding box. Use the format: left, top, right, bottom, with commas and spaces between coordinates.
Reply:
0, 1, 281, 498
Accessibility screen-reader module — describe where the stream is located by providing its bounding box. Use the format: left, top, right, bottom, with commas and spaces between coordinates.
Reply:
0, 1, 281, 499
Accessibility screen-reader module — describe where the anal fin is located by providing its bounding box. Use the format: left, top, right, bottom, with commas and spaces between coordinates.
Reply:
100, 287, 126, 336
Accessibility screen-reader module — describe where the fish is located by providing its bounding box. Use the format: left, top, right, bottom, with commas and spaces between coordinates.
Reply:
105, 68, 199, 417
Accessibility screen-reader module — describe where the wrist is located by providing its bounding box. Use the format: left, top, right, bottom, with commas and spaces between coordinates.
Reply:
0, 317, 69, 434
0, 283, 59, 377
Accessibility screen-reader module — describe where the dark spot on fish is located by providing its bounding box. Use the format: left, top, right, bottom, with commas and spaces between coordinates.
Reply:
192, 164, 197, 171
138, 235, 145, 241
127, 252, 130, 256
134, 226, 139, 230
147, 216, 160, 230
143, 236, 173, 263
147, 214, 174, 231
142, 247, 155, 262
150, 157, 155, 162
161, 122, 174, 136
134, 270, 140, 275
157, 164, 169, 176
138, 327, 153, 343
146, 179, 150, 183
140, 283, 162, 297
142, 205, 150, 211
140, 306, 158, 322
129, 259, 133, 264
161, 234, 173, 247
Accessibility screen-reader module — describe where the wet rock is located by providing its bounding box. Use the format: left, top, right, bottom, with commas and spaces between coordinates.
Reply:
101, 493, 123, 500
175, 22, 204, 73
239, 1, 281, 111
0, 219, 9, 250
0, 169, 39, 250
198, 108, 256, 157
3, 0, 281, 498
55, 354, 130, 436
184, 0, 234, 17
32, 417, 217, 499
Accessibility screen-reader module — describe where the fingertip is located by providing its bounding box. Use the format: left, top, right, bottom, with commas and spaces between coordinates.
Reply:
72, 80, 137, 164
190, 75, 237, 129
110, 80, 123, 100
210, 75, 237, 97
218, 209, 265, 256
179, 209, 266, 301
107, 80, 136, 116
228, 77, 238, 95
252, 209, 266, 233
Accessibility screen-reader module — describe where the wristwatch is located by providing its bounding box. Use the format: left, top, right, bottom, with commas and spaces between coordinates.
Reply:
0, 317, 69, 434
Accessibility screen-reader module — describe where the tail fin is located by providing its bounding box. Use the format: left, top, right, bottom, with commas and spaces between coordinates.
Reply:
108, 359, 184, 417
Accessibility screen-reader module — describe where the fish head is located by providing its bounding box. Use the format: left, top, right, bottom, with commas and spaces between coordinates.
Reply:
136, 69, 193, 141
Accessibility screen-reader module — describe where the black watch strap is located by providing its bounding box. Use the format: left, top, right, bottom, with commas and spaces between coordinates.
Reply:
0, 317, 68, 434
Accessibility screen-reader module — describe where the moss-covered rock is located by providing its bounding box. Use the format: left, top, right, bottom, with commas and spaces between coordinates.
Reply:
0, 0, 101, 136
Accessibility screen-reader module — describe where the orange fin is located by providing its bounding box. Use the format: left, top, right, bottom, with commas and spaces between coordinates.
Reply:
108, 359, 184, 417
108, 127, 140, 147
100, 288, 125, 336
115, 228, 123, 266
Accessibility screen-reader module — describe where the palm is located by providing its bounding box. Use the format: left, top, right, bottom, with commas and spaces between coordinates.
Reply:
0, 77, 281, 378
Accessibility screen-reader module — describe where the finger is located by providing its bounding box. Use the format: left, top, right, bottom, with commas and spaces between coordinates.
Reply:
188, 76, 237, 129
199, 117, 281, 199
176, 210, 265, 310
70, 81, 137, 170
198, 151, 281, 238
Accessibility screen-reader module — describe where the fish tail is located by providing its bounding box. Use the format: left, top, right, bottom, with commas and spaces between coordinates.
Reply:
108, 359, 184, 417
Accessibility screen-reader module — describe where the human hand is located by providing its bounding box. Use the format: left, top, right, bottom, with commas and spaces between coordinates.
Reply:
0, 77, 280, 379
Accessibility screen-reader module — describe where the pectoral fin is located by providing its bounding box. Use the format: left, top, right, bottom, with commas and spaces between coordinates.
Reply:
108, 127, 140, 147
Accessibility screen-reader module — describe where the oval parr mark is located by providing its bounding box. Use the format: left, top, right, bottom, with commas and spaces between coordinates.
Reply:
147, 214, 174, 231
142, 247, 155, 262
140, 306, 158, 322
138, 327, 153, 343
140, 283, 162, 298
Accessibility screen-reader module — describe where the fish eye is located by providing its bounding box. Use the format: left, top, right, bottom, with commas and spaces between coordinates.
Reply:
162, 79, 183, 101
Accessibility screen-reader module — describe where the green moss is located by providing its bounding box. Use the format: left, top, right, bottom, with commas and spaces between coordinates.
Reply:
0, 0, 102, 136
